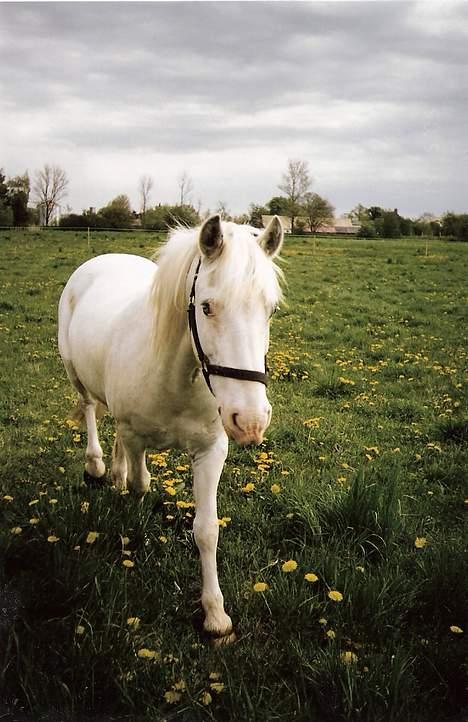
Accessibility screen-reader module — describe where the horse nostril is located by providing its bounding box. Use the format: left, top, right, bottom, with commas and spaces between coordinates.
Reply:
231, 413, 240, 429
217, 406, 221, 416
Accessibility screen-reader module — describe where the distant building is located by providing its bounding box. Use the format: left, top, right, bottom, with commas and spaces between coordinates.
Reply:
261, 214, 360, 234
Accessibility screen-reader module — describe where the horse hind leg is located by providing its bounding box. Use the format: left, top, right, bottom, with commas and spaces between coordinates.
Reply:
62, 360, 107, 483
82, 398, 107, 481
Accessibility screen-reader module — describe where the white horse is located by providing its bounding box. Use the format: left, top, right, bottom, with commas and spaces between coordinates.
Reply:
58, 215, 283, 640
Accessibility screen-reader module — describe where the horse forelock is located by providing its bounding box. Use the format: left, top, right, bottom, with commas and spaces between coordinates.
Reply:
151, 222, 283, 351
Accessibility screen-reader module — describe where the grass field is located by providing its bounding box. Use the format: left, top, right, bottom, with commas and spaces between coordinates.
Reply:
0, 228, 466, 722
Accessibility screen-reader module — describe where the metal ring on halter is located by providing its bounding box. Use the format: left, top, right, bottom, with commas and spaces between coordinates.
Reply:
187, 258, 268, 396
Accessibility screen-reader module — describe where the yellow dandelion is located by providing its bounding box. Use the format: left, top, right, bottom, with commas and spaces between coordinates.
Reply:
121, 536, 130, 545
319, 618, 328, 626
326, 629, 336, 639
29, 517, 40, 525
209, 672, 221, 680
340, 651, 358, 664
281, 559, 298, 573
173, 680, 186, 691
415, 536, 427, 549
28, 499, 39, 506
58, 466, 65, 474
200, 691, 212, 706
210, 681, 225, 694
138, 648, 159, 660
253, 581, 269, 593
164, 690, 181, 704
86, 531, 99, 544
159, 535, 168, 543
81, 501, 90, 513
241, 482, 255, 493
217, 516, 231, 527
304, 572, 319, 583
356, 565, 365, 573
165, 486, 177, 496
10, 527, 22, 535
450, 625, 463, 634
47, 535, 60, 543
122, 559, 135, 568
75, 625, 85, 635
127, 616, 141, 630
49, 498, 58, 505
270, 483, 281, 494
328, 590, 343, 602
3, 495, 14, 502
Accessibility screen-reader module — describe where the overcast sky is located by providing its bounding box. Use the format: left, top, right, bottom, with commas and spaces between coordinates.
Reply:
1, 1, 467, 218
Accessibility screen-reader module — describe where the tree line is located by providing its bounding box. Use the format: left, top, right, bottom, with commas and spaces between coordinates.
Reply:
1, 161, 467, 240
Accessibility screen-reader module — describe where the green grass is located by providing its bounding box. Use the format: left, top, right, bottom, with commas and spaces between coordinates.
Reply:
0, 229, 467, 722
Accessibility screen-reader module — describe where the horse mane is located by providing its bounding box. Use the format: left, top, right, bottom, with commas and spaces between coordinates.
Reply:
151, 222, 284, 353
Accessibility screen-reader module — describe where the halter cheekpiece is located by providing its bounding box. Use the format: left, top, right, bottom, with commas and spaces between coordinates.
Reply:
187, 258, 269, 396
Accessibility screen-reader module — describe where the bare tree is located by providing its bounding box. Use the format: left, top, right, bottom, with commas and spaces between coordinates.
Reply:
215, 201, 231, 221
33, 164, 69, 226
278, 159, 311, 234
139, 175, 154, 223
178, 171, 194, 206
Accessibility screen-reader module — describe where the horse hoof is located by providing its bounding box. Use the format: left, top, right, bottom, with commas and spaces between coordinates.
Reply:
210, 630, 237, 647
83, 470, 108, 488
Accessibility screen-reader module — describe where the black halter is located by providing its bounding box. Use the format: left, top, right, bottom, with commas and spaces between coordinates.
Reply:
187, 258, 269, 396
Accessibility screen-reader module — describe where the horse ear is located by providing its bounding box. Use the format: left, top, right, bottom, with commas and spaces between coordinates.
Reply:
258, 216, 283, 257
199, 215, 224, 259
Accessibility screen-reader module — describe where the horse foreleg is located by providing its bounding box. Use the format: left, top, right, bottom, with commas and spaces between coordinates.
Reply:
191, 435, 233, 641
83, 401, 106, 479
118, 425, 150, 496
111, 433, 128, 491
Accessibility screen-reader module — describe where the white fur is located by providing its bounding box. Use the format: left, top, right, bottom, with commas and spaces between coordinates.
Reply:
58, 217, 283, 637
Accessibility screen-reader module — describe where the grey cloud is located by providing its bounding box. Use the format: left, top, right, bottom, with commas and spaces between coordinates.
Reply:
0, 1, 467, 216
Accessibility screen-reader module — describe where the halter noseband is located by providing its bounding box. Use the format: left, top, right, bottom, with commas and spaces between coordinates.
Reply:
187, 258, 268, 396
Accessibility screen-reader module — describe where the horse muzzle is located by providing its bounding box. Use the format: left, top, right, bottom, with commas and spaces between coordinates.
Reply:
221, 406, 272, 446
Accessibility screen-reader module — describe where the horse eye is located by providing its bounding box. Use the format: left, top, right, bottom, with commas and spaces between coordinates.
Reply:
201, 302, 211, 316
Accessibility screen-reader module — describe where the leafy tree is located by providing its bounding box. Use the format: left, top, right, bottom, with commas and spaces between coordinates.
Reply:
302, 192, 334, 232
232, 213, 250, 225
441, 213, 459, 238
7, 173, 30, 226
358, 221, 377, 238
248, 204, 268, 228
98, 195, 134, 228
144, 204, 200, 231
399, 216, 414, 236
349, 204, 369, 224
278, 159, 312, 233
59, 210, 106, 229
381, 211, 401, 238
0, 203, 13, 226
170, 204, 200, 227
33, 164, 69, 225
368, 206, 384, 221
0, 169, 12, 225
455, 214, 468, 241
266, 196, 289, 215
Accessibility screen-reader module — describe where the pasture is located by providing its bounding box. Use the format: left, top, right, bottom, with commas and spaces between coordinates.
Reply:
0, 228, 466, 722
